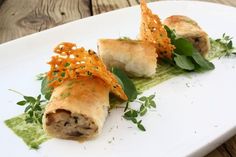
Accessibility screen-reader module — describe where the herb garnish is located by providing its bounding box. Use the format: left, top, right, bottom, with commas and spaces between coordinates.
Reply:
123, 94, 156, 131
18, 95, 45, 125
111, 67, 138, 101
9, 89, 45, 125
215, 33, 236, 56
164, 25, 215, 71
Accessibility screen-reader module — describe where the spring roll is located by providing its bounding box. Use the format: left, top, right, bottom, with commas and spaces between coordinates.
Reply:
43, 77, 110, 140
163, 15, 210, 56
98, 39, 157, 77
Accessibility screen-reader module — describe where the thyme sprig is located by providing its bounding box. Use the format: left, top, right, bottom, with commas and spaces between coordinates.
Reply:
215, 33, 236, 56
9, 89, 46, 125
17, 95, 45, 125
123, 94, 156, 131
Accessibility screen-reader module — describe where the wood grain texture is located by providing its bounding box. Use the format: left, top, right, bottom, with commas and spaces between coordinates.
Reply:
0, 0, 236, 157
0, 0, 91, 43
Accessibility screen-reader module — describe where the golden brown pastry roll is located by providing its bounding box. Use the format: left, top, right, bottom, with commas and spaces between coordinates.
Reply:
163, 15, 210, 56
98, 39, 157, 77
43, 77, 110, 140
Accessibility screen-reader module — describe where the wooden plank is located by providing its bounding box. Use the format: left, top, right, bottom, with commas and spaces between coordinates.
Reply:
91, 0, 155, 15
91, 0, 236, 15
0, 0, 4, 7
0, 0, 91, 43
224, 135, 236, 156
206, 145, 232, 157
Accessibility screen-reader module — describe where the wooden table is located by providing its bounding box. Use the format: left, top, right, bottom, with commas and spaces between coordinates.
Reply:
0, 0, 235, 156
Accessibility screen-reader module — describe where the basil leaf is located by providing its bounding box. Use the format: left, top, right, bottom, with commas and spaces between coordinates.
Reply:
174, 54, 195, 70
192, 49, 215, 70
173, 38, 193, 56
111, 67, 138, 101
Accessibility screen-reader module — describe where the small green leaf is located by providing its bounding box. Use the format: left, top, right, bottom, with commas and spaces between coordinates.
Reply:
139, 96, 147, 101
137, 123, 146, 131
164, 25, 176, 43
227, 41, 233, 49
17, 100, 27, 106
192, 50, 215, 70
124, 110, 138, 118
131, 118, 137, 123
148, 94, 155, 100
23, 96, 36, 103
150, 100, 156, 108
24, 105, 31, 112
174, 54, 195, 70
37, 95, 41, 101
173, 38, 194, 56
139, 105, 147, 116
111, 67, 138, 101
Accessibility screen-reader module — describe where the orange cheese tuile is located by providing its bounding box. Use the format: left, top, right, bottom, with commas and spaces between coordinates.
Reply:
47, 42, 128, 101
140, 0, 175, 59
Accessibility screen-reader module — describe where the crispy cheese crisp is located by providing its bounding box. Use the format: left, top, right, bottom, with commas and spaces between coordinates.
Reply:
140, 0, 175, 59
47, 42, 127, 101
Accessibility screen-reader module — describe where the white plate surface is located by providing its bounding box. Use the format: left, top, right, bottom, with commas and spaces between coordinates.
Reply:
0, 1, 236, 157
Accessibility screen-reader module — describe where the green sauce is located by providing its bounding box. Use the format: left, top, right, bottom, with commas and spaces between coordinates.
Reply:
4, 39, 226, 149
5, 114, 49, 149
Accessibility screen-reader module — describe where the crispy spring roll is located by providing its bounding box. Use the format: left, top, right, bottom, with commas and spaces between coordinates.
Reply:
163, 15, 210, 56
98, 39, 157, 77
43, 77, 110, 140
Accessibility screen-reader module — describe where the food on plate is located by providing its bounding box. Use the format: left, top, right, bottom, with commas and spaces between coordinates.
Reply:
43, 77, 109, 140
98, 39, 157, 77
139, 0, 175, 59
164, 15, 210, 56
43, 42, 127, 140
5, 0, 234, 149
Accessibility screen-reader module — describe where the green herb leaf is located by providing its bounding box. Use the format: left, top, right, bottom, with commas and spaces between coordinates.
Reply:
150, 100, 156, 108
164, 25, 176, 43
24, 96, 36, 103
124, 110, 138, 118
139, 105, 147, 116
173, 38, 194, 56
14, 93, 46, 125
164, 25, 215, 71
148, 94, 155, 100
111, 67, 138, 101
192, 49, 215, 70
174, 54, 195, 70
139, 96, 147, 101
214, 33, 236, 57
137, 123, 146, 131
17, 100, 27, 106
123, 93, 156, 131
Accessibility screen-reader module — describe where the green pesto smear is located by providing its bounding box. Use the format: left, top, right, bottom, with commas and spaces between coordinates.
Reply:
4, 39, 227, 149
4, 114, 49, 149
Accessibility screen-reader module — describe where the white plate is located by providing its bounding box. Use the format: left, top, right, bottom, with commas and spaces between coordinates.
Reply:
1, 1, 236, 157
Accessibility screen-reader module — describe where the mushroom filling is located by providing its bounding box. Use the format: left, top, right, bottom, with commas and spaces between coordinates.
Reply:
46, 109, 98, 138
